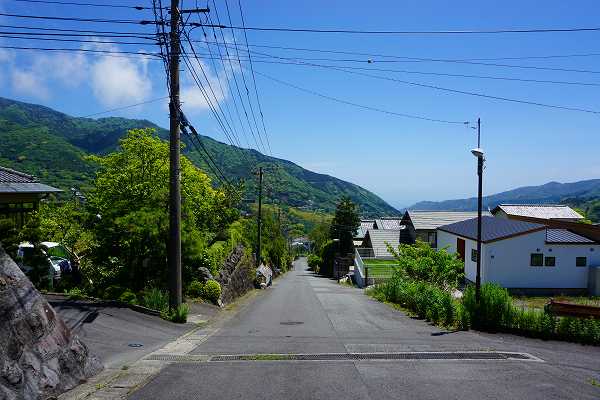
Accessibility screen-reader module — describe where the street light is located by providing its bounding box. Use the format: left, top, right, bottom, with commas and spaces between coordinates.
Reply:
471, 146, 485, 304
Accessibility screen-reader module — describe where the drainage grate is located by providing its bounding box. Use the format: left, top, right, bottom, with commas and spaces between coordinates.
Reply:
280, 321, 304, 325
209, 352, 539, 362
146, 354, 208, 362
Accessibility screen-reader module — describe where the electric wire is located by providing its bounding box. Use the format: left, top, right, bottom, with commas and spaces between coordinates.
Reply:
199, 23, 600, 35
80, 96, 169, 117
252, 69, 468, 124
223, 0, 266, 153
237, 0, 272, 155
10, 0, 159, 9
0, 12, 158, 25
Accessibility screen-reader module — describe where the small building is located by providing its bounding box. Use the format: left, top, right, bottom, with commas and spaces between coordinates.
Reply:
492, 204, 584, 222
354, 220, 375, 247
0, 166, 61, 226
437, 216, 600, 294
361, 229, 402, 258
368, 211, 488, 248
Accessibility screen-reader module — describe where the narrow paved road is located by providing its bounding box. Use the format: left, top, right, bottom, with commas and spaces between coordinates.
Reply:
131, 258, 600, 399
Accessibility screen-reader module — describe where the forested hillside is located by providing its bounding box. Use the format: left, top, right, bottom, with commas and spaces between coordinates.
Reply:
0, 97, 397, 216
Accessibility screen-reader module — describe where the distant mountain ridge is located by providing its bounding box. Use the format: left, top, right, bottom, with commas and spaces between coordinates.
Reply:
0, 97, 398, 216
409, 180, 600, 222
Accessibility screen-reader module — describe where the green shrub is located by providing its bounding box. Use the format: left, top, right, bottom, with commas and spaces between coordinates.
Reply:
463, 283, 513, 331
65, 287, 87, 300
201, 280, 221, 303
307, 254, 322, 270
119, 290, 137, 305
187, 280, 204, 298
103, 285, 126, 300
142, 288, 169, 312
377, 273, 457, 328
161, 303, 189, 323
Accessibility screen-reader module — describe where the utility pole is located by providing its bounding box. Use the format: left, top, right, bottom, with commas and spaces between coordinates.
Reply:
168, 0, 182, 310
167, 1, 209, 310
256, 167, 263, 267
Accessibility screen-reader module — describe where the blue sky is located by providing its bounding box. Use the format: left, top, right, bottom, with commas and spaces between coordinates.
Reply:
1, 0, 599, 208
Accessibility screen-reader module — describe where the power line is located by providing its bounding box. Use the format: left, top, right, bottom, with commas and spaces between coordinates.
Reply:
210, 0, 265, 153
193, 39, 600, 63
0, 24, 156, 36
309, 63, 600, 115
223, 46, 600, 115
199, 23, 600, 35
0, 29, 156, 39
80, 96, 169, 117
193, 42, 600, 87
223, 0, 266, 153
0, 12, 158, 25
0, 34, 156, 45
0, 44, 160, 58
252, 69, 468, 124
10, 0, 159, 9
237, 0, 272, 155
204, 2, 255, 151
196, 40, 600, 75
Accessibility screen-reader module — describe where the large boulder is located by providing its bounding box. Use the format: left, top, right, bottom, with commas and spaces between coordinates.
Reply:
0, 245, 102, 400
196, 267, 214, 284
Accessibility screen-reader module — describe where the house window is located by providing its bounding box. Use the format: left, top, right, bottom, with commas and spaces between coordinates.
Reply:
530, 253, 544, 267
576, 257, 587, 267
471, 249, 478, 262
544, 256, 556, 267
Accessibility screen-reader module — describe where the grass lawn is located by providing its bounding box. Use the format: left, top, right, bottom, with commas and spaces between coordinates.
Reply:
364, 260, 400, 278
513, 296, 600, 310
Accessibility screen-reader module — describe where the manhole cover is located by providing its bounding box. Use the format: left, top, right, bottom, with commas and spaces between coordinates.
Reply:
128, 343, 143, 348
280, 321, 303, 325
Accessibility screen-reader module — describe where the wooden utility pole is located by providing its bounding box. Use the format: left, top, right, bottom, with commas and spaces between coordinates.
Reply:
168, 0, 182, 310
256, 167, 263, 267
167, 2, 209, 310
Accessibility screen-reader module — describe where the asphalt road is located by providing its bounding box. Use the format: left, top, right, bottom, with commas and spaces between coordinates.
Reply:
130, 258, 600, 400
47, 294, 194, 368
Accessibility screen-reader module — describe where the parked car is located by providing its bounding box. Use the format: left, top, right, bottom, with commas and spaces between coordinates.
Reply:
17, 241, 73, 281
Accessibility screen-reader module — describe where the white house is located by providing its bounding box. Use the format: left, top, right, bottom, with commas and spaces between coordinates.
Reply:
437, 216, 600, 293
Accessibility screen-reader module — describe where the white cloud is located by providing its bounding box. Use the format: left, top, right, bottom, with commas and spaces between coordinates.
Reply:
12, 69, 50, 100
90, 52, 152, 107
180, 59, 228, 112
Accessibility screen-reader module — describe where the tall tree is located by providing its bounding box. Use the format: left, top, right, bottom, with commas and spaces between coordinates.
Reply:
329, 196, 360, 255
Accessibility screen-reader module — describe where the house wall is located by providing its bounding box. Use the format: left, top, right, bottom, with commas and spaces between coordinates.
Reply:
437, 229, 600, 289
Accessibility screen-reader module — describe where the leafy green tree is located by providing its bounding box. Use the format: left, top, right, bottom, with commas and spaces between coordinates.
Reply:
84, 128, 239, 291
329, 196, 360, 255
308, 220, 330, 255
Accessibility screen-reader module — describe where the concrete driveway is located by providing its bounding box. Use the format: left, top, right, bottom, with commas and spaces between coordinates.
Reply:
130, 257, 600, 400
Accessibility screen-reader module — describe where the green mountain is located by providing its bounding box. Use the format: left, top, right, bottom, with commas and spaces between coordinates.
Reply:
409, 180, 600, 222
0, 97, 397, 216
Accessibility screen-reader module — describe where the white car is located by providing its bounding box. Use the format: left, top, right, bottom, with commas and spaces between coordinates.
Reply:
17, 241, 72, 280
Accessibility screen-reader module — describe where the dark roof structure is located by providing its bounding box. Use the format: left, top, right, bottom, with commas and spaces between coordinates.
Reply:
438, 216, 545, 243
546, 229, 595, 244
0, 166, 61, 194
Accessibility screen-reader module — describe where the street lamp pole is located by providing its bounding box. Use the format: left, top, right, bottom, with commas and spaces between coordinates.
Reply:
472, 117, 484, 304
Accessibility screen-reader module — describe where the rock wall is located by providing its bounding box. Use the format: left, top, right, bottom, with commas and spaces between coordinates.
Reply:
217, 245, 255, 305
0, 245, 102, 400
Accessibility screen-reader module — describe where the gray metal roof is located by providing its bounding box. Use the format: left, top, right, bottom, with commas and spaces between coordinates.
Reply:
494, 204, 583, 220
375, 218, 404, 230
546, 229, 595, 244
408, 211, 490, 230
438, 216, 545, 243
0, 166, 61, 194
364, 229, 400, 257
355, 220, 375, 239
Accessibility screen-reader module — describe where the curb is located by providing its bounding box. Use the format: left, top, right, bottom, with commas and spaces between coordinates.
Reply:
44, 292, 163, 317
